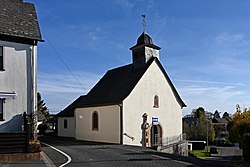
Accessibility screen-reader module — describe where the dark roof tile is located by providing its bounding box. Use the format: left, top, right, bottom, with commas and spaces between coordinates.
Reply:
57, 96, 88, 117
0, 0, 42, 41
212, 118, 229, 124
58, 58, 186, 117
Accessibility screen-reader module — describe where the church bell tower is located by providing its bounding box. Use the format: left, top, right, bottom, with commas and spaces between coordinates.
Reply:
130, 32, 161, 68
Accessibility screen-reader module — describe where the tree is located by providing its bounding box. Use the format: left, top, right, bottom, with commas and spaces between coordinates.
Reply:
183, 107, 215, 143
37, 92, 49, 121
37, 92, 49, 135
183, 123, 192, 139
228, 105, 250, 165
228, 105, 250, 145
214, 110, 220, 118
195, 107, 205, 119
242, 133, 250, 165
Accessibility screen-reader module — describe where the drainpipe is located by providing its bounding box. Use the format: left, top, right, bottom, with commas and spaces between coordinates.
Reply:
32, 42, 38, 138
119, 103, 123, 144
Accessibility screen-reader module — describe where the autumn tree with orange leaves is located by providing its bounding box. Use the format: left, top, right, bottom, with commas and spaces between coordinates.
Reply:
228, 105, 250, 165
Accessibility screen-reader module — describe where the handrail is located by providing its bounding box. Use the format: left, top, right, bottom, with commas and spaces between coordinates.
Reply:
123, 133, 135, 141
160, 133, 186, 146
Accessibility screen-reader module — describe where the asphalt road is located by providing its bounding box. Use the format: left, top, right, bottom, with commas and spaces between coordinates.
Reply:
209, 146, 242, 161
39, 136, 237, 167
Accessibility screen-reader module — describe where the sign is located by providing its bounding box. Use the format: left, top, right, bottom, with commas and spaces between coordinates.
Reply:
152, 117, 158, 123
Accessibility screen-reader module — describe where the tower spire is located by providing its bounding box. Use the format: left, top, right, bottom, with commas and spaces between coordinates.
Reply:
142, 14, 147, 32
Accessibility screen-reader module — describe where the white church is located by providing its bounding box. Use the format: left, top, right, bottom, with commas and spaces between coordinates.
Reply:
57, 31, 186, 147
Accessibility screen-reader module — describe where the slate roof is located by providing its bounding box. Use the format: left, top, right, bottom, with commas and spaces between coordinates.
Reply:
130, 32, 161, 50
183, 117, 198, 126
57, 96, 88, 117
0, 0, 43, 42
212, 118, 229, 124
58, 58, 186, 117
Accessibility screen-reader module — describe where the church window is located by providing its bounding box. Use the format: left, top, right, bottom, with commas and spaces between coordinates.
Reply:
64, 119, 68, 129
153, 95, 159, 108
133, 48, 145, 65
92, 111, 99, 131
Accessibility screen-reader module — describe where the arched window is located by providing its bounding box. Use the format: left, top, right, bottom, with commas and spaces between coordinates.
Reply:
153, 95, 159, 108
64, 119, 68, 129
92, 111, 99, 131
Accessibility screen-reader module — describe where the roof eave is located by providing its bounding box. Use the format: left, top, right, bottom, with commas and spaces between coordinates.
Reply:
0, 33, 44, 45
77, 102, 121, 108
154, 58, 187, 108
130, 43, 161, 50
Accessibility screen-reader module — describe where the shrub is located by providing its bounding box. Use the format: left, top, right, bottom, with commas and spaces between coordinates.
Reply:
28, 140, 41, 153
242, 133, 250, 166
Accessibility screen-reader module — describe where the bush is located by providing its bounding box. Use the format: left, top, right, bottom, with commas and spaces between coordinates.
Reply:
188, 151, 197, 158
242, 133, 250, 166
28, 140, 41, 153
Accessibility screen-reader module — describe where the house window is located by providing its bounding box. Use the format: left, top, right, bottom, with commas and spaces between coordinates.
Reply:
0, 46, 3, 70
0, 99, 4, 121
153, 95, 159, 108
92, 111, 99, 131
64, 119, 68, 129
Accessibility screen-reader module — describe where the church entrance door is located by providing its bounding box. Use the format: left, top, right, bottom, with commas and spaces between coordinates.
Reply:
150, 125, 162, 147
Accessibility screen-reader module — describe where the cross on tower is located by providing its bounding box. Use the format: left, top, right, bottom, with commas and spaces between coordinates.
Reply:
142, 14, 147, 32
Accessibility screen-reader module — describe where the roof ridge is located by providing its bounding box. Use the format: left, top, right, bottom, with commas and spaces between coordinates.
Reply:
107, 63, 132, 72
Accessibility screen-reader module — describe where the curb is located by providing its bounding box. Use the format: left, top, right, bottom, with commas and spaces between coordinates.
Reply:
40, 151, 56, 167
0, 152, 41, 162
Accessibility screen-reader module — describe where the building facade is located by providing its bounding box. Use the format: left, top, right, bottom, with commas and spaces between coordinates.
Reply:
57, 32, 186, 147
0, 0, 43, 132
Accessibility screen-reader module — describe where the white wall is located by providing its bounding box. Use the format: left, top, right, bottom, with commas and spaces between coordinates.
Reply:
75, 105, 120, 144
123, 60, 183, 146
0, 40, 35, 132
58, 117, 75, 137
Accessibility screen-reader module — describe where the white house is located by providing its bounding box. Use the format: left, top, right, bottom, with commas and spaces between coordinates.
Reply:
0, 0, 43, 132
57, 32, 186, 147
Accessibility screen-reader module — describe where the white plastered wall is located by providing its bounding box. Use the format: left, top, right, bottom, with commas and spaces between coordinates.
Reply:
0, 40, 34, 131
122, 60, 183, 146
75, 105, 120, 144
57, 117, 75, 137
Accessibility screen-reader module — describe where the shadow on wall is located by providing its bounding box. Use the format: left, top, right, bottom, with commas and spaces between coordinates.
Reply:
0, 114, 23, 132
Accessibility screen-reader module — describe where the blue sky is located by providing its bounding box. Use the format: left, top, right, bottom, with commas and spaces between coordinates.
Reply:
27, 0, 250, 116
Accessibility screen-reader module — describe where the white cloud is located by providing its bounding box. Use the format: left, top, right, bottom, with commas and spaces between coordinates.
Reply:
215, 32, 249, 47
115, 0, 154, 16
174, 79, 244, 87
115, 0, 135, 12
179, 86, 218, 95
115, 0, 147, 12
180, 85, 241, 99
38, 71, 101, 113
38, 71, 101, 94
177, 80, 248, 116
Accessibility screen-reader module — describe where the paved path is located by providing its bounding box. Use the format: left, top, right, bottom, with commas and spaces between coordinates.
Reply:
39, 136, 238, 167
209, 146, 242, 161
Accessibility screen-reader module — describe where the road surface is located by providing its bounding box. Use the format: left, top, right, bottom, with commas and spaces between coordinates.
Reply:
39, 136, 236, 167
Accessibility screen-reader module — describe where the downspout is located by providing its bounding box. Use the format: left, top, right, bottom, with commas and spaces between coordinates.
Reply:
74, 108, 76, 139
119, 103, 123, 144
32, 41, 38, 137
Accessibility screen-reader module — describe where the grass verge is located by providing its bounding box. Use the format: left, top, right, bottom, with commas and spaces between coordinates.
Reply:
190, 147, 220, 159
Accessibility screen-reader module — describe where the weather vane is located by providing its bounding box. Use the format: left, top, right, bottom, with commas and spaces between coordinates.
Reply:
142, 14, 147, 32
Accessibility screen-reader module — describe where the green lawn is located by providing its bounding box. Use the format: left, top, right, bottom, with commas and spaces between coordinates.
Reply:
191, 147, 220, 159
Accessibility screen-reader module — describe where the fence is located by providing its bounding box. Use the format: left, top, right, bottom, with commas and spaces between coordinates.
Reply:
154, 133, 186, 146
0, 112, 31, 153
0, 132, 27, 153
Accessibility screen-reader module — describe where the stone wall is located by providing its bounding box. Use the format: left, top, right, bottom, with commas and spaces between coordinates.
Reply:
158, 141, 188, 156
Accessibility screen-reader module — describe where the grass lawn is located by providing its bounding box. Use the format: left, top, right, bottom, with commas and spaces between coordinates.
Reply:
191, 147, 220, 159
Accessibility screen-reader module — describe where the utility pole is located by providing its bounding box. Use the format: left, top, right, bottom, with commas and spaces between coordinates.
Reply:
206, 119, 209, 154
